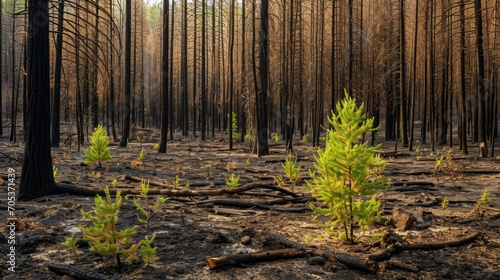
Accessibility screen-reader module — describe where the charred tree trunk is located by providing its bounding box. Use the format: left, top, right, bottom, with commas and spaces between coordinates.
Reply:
20, 0, 56, 199
119, 0, 132, 147
399, 0, 408, 147
181, 0, 188, 136
201, 0, 207, 140
159, 0, 169, 153
474, 0, 488, 157
109, 0, 117, 141
256, 0, 270, 156
0, 0, 2, 137
169, 0, 175, 140
459, 0, 468, 154
228, 0, 235, 149
51, 0, 65, 147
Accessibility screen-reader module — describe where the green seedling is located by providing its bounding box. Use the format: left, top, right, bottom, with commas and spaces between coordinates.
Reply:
53, 166, 58, 183
434, 155, 444, 174
139, 148, 145, 161
226, 173, 240, 188
172, 176, 180, 187
139, 235, 160, 266
282, 154, 301, 192
61, 232, 79, 262
228, 112, 240, 139
79, 186, 141, 268
273, 134, 280, 142
133, 180, 168, 231
84, 125, 111, 168
480, 188, 490, 206
442, 197, 449, 225
305, 92, 388, 243
302, 134, 308, 142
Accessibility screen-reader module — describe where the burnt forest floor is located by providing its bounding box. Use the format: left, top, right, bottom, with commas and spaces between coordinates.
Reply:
1, 127, 500, 280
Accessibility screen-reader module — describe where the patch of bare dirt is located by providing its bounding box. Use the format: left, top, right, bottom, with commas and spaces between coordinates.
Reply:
1, 131, 499, 279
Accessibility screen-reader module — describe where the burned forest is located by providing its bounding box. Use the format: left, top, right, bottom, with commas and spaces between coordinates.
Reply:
0, 0, 499, 279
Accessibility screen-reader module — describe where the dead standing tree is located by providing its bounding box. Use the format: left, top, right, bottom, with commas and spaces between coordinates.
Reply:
20, 0, 56, 199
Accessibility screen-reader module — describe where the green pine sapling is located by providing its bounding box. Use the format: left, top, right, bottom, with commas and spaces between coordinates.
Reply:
79, 186, 141, 268
61, 232, 79, 262
441, 197, 449, 225
140, 234, 160, 266
133, 180, 168, 231
84, 125, 111, 168
228, 112, 240, 139
305, 92, 388, 243
226, 173, 240, 188
281, 154, 301, 192
53, 166, 58, 183
139, 147, 146, 161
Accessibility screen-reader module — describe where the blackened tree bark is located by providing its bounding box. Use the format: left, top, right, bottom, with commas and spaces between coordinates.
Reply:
459, 0, 467, 154
229, 0, 235, 149
348, 0, 354, 95
51, 0, 65, 147
201, 0, 207, 140
159, 0, 169, 153
120, 0, 132, 147
181, 0, 188, 136
90, 0, 99, 128
109, 0, 117, 141
192, 0, 197, 137
256, 0, 270, 156
0, 0, 2, 137
474, 0, 487, 157
169, 0, 175, 140
399, 0, 408, 147
20, 0, 56, 199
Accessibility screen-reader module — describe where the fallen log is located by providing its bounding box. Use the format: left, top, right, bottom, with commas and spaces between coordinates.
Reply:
125, 175, 299, 197
197, 199, 311, 213
403, 232, 481, 251
206, 248, 307, 269
48, 264, 118, 280
263, 231, 376, 272
55, 180, 300, 198
368, 232, 481, 260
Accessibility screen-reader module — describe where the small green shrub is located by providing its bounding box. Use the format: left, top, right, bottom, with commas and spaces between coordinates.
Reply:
140, 234, 160, 266
172, 176, 180, 187
228, 112, 240, 139
281, 154, 301, 192
305, 92, 388, 243
84, 125, 111, 168
132, 180, 167, 231
480, 188, 490, 206
273, 134, 280, 142
53, 166, 58, 183
79, 187, 141, 268
139, 147, 145, 161
226, 173, 240, 188
61, 232, 79, 262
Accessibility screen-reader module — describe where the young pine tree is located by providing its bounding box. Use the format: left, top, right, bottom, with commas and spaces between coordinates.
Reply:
305, 92, 388, 243
80, 187, 141, 268
84, 125, 111, 168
